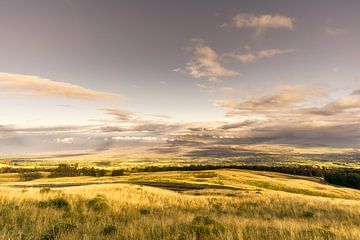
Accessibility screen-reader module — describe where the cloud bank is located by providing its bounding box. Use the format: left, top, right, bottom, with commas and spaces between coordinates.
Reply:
0, 72, 122, 100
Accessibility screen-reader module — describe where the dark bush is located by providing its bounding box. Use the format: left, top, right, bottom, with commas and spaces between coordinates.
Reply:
41, 222, 77, 240
111, 169, 124, 176
302, 211, 314, 218
101, 225, 117, 236
38, 197, 71, 211
139, 208, 150, 215
39, 187, 51, 194
19, 172, 42, 181
87, 196, 109, 212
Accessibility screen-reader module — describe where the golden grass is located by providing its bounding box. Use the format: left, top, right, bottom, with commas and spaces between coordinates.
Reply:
0, 169, 359, 239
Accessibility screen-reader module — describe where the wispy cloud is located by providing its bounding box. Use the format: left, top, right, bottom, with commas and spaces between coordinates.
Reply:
0, 71, 122, 100
224, 48, 295, 63
305, 94, 360, 116
196, 84, 241, 96
230, 13, 294, 36
55, 137, 74, 144
186, 39, 239, 82
325, 26, 346, 36
102, 108, 134, 121
216, 84, 323, 114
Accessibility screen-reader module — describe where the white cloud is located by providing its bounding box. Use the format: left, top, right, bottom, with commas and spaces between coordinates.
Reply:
0, 71, 122, 100
224, 48, 295, 63
55, 137, 74, 144
232, 13, 294, 35
186, 39, 239, 82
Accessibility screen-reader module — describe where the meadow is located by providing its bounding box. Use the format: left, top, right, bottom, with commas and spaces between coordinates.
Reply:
0, 169, 359, 239
0, 145, 359, 240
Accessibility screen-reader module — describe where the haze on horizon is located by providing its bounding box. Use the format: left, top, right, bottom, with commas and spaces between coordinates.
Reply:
1, 0, 360, 154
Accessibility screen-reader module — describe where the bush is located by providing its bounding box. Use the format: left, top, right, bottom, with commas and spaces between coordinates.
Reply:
41, 222, 77, 240
187, 215, 225, 240
139, 208, 150, 215
101, 225, 117, 236
39, 187, 51, 194
302, 211, 314, 218
111, 169, 124, 176
87, 196, 109, 212
19, 172, 42, 181
38, 197, 71, 211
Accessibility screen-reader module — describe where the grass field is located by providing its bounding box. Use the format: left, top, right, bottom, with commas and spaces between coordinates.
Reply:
0, 168, 359, 240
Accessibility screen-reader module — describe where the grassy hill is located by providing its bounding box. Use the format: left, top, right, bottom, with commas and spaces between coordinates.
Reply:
0, 169, 359, 239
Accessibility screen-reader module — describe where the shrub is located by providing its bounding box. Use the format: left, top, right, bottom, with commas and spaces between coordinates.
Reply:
139, 208, 151, 215
19, 172, 42, 181
101, 225, 117, 236
39, 187, 51, 194
187, 215, 225, 240
41, 222, 77, 240
38, 197, 71, 211
111, 169, 124, 176
87, 196, 109, 212
302, 211, 314, 218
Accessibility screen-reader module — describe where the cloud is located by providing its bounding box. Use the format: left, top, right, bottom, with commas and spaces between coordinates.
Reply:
0, 125, 91, 134
0, 71, 122, 100
100, 126, 127, 132
231, 13, 294, 35
102, 108, 134, 121
112, 136, 158, 141
216, 84, 323, 114
218, 87, 241, 96
352, 89, 360, 95
325, 27, 346, 36
196, 84, 241, 95
218, 120, 259, 130
224, 48, 295, 63
306, 95, 360, 116
55, 137, 74, 144
186, 39, 239, 82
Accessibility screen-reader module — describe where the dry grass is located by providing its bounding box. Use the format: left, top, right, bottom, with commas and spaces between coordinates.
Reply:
0, 169, 359, 239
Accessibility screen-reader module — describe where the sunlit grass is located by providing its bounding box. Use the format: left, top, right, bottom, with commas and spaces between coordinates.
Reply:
0, 169, 359, 239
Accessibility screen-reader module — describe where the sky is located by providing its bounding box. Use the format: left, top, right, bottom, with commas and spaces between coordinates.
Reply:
1, 0, 360, 154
